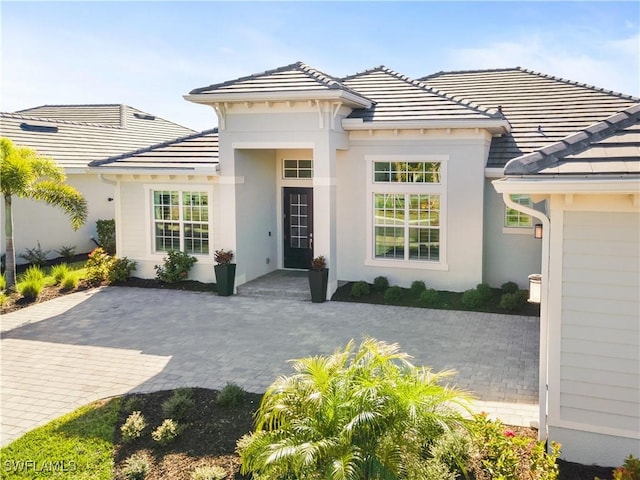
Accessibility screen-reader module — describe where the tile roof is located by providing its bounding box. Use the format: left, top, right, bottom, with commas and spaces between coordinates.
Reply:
190, 61, 369, 101
342, 66, 503, 123
90, 129, 219, 171
504, 103, 640, 175
421, 67, 639, 167
1, 105, 195, 169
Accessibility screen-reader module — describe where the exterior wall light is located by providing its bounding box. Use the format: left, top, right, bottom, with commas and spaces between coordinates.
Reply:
528, 274, 542, 303
534, 223, 543, 239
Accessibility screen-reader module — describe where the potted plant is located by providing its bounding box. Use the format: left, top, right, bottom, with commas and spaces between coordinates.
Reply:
308, 255, 328, 303
214, 249, 236, 296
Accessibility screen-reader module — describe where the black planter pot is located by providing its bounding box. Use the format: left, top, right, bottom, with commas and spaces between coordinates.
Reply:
214, 263, 236, 296
308, 268, 329, 303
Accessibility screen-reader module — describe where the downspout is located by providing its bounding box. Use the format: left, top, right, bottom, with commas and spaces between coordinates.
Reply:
502, 193, 551, 443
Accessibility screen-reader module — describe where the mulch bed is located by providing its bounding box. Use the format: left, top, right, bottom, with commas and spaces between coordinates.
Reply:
114, 388, 260, 480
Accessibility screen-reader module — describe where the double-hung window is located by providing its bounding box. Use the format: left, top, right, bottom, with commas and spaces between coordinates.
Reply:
370, 159, 445, 264
153, 190, 209, 254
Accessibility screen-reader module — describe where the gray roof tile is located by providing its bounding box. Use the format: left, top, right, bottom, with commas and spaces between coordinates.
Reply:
190, 61, 369, 102
90, 129, 219, 171
421, 67, 638, 167
341, 66, 500, 122
504, 103, 640, 175
1, 105, 195, 169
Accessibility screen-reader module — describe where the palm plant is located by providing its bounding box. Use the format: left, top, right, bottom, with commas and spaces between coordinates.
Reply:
1, 138, 87, 288
238, 338, 472, 479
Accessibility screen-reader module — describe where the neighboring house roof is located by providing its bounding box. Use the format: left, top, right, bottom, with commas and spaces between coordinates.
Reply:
89, 129, 219, 171
341, 66, 503, 123
188, 62, 372, 108
504, 103, 640, 176
421, 67, 639, 167
1, 105, 195, 169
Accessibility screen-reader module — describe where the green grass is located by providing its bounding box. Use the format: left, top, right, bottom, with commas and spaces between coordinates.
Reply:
0, 398, 121, 479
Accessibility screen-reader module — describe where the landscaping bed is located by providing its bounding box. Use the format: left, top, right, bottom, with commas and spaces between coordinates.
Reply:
1, 387, 616, 479
332, 281, 541, 316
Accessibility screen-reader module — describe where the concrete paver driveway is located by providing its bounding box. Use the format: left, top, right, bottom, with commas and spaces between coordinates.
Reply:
1, 286, 539, 445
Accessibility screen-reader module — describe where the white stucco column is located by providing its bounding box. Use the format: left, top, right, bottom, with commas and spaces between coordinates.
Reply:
313, 142, 338, 298
216, 139, 240, 285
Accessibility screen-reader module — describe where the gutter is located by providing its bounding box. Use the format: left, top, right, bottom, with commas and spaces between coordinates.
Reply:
500, 190, 551, 444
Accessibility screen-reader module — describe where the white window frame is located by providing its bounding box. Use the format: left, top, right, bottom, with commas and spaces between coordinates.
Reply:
144, 184, 214, 258
365, 155, 448, 271
282, 159, 313, 179
503, 194, 534, 235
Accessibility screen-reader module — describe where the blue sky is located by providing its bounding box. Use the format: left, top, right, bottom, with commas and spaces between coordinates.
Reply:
2, 1, 638, 131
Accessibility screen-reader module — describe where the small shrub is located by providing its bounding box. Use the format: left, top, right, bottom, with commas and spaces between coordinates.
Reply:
151, 418, 180, 445
605, 454, 640, 480
373, 275, 389, 292
0, 273, 6, 291
60, 272, 79, 291
154, 250, 197, 283
410, 280, 427, 296
501, 281, 519, 294
21, 265, 45, 283
461, 288, 483, 309
50, 263, 71, 285
217, 382, 245, 408
85, 247, 114, 285
56, 245, 76, 261
384, 285, 403, 303
121, 411, 146, 443
108, 257, 137, 283
19, 241, 51, 266
191, 465, 227, 480
350, 280, 370, 297
310, 255, 326, 270
419, 288, 439, 306
17, 270, 45, 300
161, 388, 194, 422
0, 292, 7, 307
214, 249, 234, 265
476, 283, 493, 302
122, 452, 151, 480
499, 290, 529, 311
96, 219, 116, 255
123, 395, 144, 414
468, 413, 560, 480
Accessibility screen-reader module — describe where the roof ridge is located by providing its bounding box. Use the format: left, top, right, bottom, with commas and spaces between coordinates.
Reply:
189, 61, 308, 95
90, 128, 219, 166
1, 111, 123, 129
378, 66, 505, 119
16, 103, 124, 110
504, 103, 640, 175
340, 65, 387, 82
517, 67, 640, 101
420, 67, 521, 81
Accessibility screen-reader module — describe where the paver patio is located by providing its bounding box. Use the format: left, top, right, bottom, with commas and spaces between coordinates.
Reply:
1, 286, 539, 446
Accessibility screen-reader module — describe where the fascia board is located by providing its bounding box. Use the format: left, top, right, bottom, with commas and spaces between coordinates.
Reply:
492, 176, 640, 195
183, 90, 372, 109
484, 168, 505, 178
88, 166, 218, 176
342, 118, 510, 135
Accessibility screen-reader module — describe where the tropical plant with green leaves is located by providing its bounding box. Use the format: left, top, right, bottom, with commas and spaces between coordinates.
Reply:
238, 338, 472, 480
1, 138, 87, 288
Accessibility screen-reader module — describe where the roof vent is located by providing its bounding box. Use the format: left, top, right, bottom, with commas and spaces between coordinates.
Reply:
20, 123, 58, 133
134, 113, 156, 120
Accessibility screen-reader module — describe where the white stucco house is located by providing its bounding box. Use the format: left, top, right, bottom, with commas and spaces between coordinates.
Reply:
0, 105, 194, 262
88, 62, 639, 467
